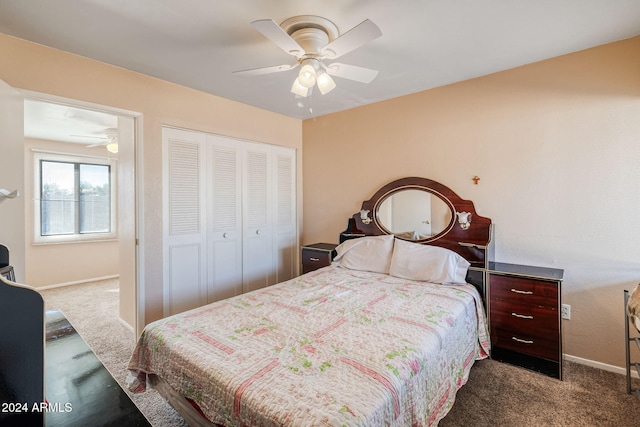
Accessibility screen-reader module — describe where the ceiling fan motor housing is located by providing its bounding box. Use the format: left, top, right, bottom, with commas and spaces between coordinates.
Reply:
281, 15, 339, 58
290, 28, 328, 57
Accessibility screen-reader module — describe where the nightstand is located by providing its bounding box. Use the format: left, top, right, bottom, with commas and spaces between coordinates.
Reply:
301, 243, 337, 274
488, 262, 564, 379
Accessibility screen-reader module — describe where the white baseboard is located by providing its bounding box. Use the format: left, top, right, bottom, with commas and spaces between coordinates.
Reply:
564, 353, 639, 379
36, 275, 120, 290
118, 317, 135, 336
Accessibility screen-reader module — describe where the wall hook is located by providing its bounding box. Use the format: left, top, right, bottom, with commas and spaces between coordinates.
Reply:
0, 189, 20, 200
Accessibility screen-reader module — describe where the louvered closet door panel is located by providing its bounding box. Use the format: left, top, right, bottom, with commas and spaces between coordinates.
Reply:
273, 146, 297, 283
207, 136, 243, 302
243, 142, 274, 293
162, 128, 207, 316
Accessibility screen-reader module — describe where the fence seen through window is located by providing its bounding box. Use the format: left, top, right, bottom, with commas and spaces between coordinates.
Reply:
40, 160, 111, 236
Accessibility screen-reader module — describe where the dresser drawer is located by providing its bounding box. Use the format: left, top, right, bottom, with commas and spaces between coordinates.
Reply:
491, 327, 559, 361
302, 249, 331, 267
490, 274, 558, 308
490, 299, 559, 339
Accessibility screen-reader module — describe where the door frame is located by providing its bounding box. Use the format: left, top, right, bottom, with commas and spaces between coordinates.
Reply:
20, 90, 145, 336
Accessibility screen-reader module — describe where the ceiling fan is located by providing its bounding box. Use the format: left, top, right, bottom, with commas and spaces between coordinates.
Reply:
234, 15, 382, 97
72, 128, 119, 153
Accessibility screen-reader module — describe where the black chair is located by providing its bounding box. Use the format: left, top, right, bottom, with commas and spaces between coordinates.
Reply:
0, 245, 15, 282
0, 278, 45, 426
0, 246, 44, 426
0, 244, 8, 268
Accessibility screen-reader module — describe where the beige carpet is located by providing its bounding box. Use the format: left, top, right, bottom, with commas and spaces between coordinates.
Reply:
41, 279, 640, 426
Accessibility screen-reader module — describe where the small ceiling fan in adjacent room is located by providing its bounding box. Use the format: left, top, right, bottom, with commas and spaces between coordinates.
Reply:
72, 128, 119, 153
234, 15, 382, 97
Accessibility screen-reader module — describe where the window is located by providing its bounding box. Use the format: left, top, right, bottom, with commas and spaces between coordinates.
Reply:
34, 152, 116, 243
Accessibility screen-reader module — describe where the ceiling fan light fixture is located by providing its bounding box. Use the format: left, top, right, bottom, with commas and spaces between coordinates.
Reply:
105, 133, 119, 153
291, 78, 309, 97
297, 61, 317, 88
106, 142, 119, 154
317, 71, 336, 95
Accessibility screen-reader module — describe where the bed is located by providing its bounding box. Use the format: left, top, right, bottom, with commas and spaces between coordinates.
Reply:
128, 177, 495, 426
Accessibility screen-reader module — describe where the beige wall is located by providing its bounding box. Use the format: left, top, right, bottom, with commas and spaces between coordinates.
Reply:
303, 36, 640, 369
1, 33, 303, 328
0, 80, 25, 280
23, 138, 119, 287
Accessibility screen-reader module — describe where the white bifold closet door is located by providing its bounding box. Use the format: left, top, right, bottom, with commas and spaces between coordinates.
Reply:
163, 127, 296, 316
208, 135, 243, 302
242, 143, 297, 293
242, 142, 273, 293
163, 129, 208, 316
272, 145, 297, 285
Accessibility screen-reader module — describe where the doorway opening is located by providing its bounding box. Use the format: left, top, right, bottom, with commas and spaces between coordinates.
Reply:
22, 94, 141, 335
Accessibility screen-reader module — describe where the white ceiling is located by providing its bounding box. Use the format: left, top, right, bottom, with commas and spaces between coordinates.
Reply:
24, 99, 119, 145
2, 0, 640, 122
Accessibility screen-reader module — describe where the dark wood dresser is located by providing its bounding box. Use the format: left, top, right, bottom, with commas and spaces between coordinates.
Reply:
488, 262, 564, 379
45, 309, 151, 426
301, 243, 337, 274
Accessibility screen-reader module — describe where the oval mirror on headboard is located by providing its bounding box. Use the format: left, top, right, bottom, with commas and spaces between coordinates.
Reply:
375, 187, 454, 242
343, 177, 494, 268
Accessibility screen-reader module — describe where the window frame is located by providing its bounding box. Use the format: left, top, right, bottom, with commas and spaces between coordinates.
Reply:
33, 151, 117, 244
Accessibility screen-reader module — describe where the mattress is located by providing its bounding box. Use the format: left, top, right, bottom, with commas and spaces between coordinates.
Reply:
128, 265, 490, 426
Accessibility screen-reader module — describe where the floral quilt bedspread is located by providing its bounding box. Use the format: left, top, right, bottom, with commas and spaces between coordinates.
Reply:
128, 266, 490, 426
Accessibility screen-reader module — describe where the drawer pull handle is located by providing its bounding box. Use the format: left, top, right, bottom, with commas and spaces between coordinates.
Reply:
510, 288, 533, 295
511, 312, 533, 320
309, 257, 320, 262
512, 337, 534, 344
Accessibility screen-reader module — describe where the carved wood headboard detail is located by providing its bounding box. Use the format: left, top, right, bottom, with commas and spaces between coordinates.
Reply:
341, 177, 494, 269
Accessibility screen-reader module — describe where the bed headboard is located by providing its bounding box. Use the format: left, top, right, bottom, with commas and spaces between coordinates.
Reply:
340, 177, 494, 296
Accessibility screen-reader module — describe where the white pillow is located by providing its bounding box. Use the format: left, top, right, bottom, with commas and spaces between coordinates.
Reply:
389, 238, 470, 284
333, 234, 395, 274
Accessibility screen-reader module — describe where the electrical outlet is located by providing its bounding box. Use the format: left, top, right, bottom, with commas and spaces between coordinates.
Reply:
561, 304, 571, 320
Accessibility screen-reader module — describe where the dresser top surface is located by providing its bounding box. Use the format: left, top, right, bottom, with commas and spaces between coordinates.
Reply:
302, 243, 338, 252
489, 262, 564, 281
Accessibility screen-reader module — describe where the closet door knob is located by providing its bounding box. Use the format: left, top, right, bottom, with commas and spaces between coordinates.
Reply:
223, 232, 229, 238
256, 229, 262, 235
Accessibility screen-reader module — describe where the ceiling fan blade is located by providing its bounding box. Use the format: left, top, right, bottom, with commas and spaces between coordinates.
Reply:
70, 134, 107, 139
250, 19, 305, 57
324, 63, 379, 84
321, 19, 382, 59
233, 63, 298, 76
86, 142, 107, 148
